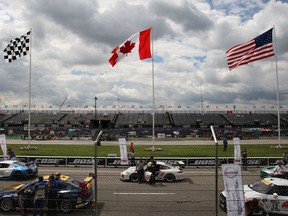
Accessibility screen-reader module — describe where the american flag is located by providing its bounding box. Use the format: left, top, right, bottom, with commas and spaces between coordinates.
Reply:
3, 31, 31, 63
226, 28, 274, 70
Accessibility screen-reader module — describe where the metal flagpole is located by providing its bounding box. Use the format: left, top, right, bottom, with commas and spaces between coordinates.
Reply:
151, 26, 155, 147
210, 125, 218, 216
200, 83, 204, 115
28, 28, 32, 149
93, 130, 103, 216
273, 26, 281, 147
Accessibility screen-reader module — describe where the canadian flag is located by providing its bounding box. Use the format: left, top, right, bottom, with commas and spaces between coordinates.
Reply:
109, 28, 152, 67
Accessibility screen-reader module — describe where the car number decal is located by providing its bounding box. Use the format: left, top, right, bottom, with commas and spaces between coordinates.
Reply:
271, 202, 279, 211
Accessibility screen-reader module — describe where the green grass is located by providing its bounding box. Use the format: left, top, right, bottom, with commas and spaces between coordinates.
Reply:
6, 144, 287, 158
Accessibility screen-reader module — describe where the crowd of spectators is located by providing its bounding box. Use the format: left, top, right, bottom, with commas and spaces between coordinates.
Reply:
1, 111, 288, 141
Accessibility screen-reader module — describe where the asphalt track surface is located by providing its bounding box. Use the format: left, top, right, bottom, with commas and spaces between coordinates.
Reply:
3, 137, 286, 215
0, 166, 261, 216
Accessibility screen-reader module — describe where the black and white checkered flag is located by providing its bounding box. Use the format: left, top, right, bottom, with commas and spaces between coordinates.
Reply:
3, 31, 31, 63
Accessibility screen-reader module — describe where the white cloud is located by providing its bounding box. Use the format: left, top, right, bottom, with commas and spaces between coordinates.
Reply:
0, 0, 288, 112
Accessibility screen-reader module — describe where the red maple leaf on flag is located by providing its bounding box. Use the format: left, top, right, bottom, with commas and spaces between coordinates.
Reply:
120, 40, 135, 55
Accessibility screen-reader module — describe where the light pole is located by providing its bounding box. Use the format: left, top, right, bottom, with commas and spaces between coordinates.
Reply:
210, 125, 218, 216
93, 130, 102, 216
117, 97, 120, 113
94, 97, 97, 120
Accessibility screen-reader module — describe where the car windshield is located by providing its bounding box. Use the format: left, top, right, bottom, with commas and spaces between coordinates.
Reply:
249, 180, 274, 194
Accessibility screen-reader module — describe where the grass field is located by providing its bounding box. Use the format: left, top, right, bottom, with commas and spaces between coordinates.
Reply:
6, 143, 287, 158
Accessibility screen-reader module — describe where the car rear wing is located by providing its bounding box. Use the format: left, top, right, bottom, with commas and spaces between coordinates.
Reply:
83, 176, 93, 183
79, 176, 93, 190
176, 161, 185, 169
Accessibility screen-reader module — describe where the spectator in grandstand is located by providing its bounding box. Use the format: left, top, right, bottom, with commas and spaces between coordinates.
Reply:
241, 148, 248, 170
223, 137, 228, 151
273, 160, 287, 175
7, 147, 17, 160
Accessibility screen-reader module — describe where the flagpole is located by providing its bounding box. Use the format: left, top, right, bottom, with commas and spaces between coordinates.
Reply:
151, 26, 155, 147
28, 28, 32, 149
273, 26, 281, 147
200, 83, 204, 114
210, 125, 218, 216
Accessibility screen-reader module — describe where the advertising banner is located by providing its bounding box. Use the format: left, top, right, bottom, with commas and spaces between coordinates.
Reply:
119, 138, 128, 165
234, 137, 241, 164
0, 156, 273, 167
222, 163, 245, 216
0, 134, 7, 159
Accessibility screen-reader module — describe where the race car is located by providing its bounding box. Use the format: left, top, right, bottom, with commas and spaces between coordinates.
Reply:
0, 160, 38, 180
120, 161, 184, 183
0, 174, 93, 213
260, 163, 288, 179
220, 177, 288, 215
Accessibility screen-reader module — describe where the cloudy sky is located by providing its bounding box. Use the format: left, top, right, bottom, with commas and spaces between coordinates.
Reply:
0, 0, 288, 112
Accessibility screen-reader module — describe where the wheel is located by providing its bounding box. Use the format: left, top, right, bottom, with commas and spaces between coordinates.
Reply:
59, 199, 73, 213
130, 173, 139, 182
165, 173, 176, 182
13, 171, 24, 180
0, 198, 13, 211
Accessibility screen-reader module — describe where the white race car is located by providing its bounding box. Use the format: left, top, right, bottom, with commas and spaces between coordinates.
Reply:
220, 177, 288, 215
120, 161, 184, 183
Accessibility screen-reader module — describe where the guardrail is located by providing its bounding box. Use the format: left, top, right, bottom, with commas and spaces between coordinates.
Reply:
1, 156, 283, 167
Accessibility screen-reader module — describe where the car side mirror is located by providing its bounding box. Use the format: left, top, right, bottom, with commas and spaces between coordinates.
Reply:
273, 193, 278, 198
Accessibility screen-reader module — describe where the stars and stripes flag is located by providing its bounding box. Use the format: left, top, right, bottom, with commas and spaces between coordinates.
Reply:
3, 31, 31, 63
226, 28, 274, 70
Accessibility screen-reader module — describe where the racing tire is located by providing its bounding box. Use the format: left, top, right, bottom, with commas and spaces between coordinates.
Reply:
0, 198, 13, 212
59, 199, 73, 213
130, 173, 139, 182
13, 171, 24, 180
165, 173, 176, 182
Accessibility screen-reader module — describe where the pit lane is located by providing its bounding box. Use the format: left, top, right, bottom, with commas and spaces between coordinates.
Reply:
0, 166, 261, 216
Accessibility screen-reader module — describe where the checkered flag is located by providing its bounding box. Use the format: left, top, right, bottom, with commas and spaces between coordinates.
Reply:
3, 31, 31, 63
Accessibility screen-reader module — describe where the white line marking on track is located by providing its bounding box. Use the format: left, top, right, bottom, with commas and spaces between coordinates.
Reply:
113, 192, 175, 195
39, 169, 215, 174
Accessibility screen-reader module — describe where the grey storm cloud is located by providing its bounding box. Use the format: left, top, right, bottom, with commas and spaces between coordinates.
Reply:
0, 0, 288, 111
149, 0, 214, 32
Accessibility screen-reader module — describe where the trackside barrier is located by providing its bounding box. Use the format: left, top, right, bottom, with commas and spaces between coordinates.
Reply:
0, 156, 283, 167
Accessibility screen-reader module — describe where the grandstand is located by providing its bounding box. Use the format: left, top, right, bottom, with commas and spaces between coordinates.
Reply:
172, 112, 228, 127
1, 110, 288, 140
